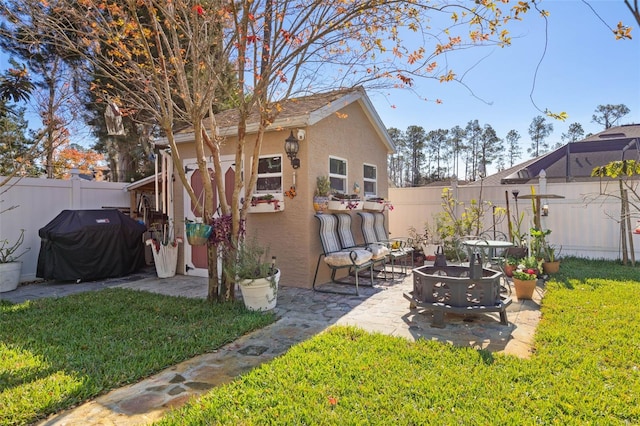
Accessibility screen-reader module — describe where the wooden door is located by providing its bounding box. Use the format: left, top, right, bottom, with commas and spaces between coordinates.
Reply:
183, 156, 236, 277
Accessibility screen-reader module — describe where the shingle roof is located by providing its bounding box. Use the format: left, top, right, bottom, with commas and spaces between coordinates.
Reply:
213, 87, 362, 129
486, 124, 640, 185
171, 87, 395, 152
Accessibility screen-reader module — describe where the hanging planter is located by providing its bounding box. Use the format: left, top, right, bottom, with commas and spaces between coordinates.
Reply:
185, 222, 213, 246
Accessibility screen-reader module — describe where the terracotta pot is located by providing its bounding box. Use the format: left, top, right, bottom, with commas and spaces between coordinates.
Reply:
542, 260, 560, 274
513, 277, 537, 300
504, 264, 517, 277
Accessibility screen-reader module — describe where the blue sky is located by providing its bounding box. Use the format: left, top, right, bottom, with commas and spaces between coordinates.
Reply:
368, 0, 640, 157
2, 1, 638, 158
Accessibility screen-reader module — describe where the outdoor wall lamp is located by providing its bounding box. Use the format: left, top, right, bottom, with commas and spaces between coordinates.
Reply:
542, 203, 549, 216
512, 189, 519, 200
284, 131, 300, 169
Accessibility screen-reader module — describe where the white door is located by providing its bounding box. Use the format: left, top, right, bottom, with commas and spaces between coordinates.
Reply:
183, 156, 237, 277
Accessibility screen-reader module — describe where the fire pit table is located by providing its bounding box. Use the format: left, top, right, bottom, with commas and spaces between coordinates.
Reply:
404, 262, 512, 328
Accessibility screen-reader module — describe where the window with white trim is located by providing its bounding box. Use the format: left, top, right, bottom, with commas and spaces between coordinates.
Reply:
363, 164, 377, 197
255, 155, 282, 194
329, 156, 347, 194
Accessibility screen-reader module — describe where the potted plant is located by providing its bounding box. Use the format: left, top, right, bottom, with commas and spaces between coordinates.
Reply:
313, 176, 331, 214
145, 221, 183, 278
542, 244, 561, 274
185, 219, 213, 246
505, 211, 528, 259
328, 192, 362, 211
226, 237, 279, 311
503, 256, 519, 277
248, 193, 285, 213
0, 229, 29, 292
363, 197, 393, 212
512, 267, 538, 300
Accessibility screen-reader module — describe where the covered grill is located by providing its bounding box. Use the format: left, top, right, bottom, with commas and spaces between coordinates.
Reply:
37, 209, 146, 281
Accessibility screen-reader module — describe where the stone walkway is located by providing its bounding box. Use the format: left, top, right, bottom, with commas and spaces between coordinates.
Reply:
3, 271, 543, 426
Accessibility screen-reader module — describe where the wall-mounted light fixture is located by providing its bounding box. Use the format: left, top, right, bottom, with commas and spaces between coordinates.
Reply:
284, 131, 300, 169
511, 189, 519, 200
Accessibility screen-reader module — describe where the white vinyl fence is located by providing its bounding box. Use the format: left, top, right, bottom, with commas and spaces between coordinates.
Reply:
2, 174, 638, 284
0, 176, 130, 282
389, 179, 640, 262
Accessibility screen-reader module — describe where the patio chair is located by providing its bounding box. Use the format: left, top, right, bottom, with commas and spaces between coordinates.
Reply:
335, 213, 389, 280
358, 211, 413, 276
312, 214, 375, 295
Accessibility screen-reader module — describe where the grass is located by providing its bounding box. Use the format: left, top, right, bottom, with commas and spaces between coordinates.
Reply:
0, 288, 275, 426
158, 257, 640, 425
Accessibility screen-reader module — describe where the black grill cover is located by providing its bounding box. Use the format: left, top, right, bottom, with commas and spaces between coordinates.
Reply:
37, 209, 147, 281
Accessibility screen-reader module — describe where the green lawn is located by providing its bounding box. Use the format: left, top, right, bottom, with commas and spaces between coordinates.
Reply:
158, 258, 640, 424
0, 288, 275, 426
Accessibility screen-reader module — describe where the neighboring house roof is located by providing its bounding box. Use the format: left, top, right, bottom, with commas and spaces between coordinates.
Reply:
496, 124, 640, 185
171, 87, 396, 153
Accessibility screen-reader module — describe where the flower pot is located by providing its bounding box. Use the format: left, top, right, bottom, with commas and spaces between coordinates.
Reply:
505, 246, 528, 259
363, 200, 385, 211
185, 222, 213, 246
0, 262, 21, 292
146, 238, 182, 278
238, 269, 280, 311
247, 195, 285, 213
542, 260, 560, 274
513, 277, 537, 300
313, 196, 330, 214
328, 199, 362, 211
504, 264, 517, 277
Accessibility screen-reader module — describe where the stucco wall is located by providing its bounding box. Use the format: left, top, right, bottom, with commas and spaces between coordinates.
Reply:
170, 98, 392, 289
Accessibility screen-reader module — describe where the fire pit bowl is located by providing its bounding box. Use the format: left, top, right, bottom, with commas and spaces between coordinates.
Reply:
404, 265, 512, 328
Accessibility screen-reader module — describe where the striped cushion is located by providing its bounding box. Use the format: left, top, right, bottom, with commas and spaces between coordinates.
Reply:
373, 212, 388, 242
358, 212, 378, 245
336, 213, 357, 248
317, 214, 341, 254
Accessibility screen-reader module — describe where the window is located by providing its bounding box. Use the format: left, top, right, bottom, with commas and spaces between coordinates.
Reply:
255, 155, 282, 194
329, 156, 347, 194
363, 164, 377, 197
